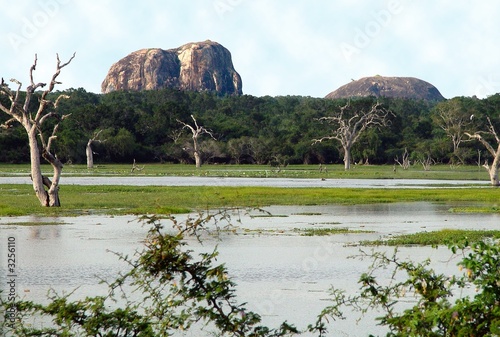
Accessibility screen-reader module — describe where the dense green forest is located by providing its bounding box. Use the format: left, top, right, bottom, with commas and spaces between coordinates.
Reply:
1, 87, 499, 166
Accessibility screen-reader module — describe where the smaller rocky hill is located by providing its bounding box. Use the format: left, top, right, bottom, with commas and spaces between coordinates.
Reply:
102, 40, 242, 95
325, 76, 445, 101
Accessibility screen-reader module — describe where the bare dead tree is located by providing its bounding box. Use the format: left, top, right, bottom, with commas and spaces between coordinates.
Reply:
130, 159, 145, 173
86, 129, 105, 169
313, 101, 392, 170
394, 147, 411, 170
465, 116, 500, 186
177, 115, 216, 168
417, 155, 435, 171
0, 53, 76, 206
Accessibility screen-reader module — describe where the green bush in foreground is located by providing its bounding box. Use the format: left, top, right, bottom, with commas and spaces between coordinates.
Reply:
316, 240, 500, 336
0, 213, 298, 337
1, 213, 500, 336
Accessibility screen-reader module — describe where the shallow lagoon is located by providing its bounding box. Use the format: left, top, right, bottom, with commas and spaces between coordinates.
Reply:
0, 175, 488, 188
1, 202, 498, 335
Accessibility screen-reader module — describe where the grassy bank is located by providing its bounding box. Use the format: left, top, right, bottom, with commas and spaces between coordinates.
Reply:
362, 229, 500, 246
1, 184, 499, 217
0, 163, 491, 181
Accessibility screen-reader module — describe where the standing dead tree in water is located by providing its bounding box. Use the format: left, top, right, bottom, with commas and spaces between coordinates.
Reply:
465, 116, 500, 186
0, 53, 76, 206
313, 101, 392, 170
177, 115, 216, 168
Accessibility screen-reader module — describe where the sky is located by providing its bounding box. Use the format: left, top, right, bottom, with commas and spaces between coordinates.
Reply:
2, 0, 500, 99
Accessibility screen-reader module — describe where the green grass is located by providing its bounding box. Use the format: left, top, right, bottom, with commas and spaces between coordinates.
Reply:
1, 184, 499, 217
297, 227, 374, 236
1, 221, 67, 226
363, 229, 500, 246
449, 206, 500, 213
0, 163, 491, 181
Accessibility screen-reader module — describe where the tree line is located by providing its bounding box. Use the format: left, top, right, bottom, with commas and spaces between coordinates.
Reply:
1, 86, 500, 168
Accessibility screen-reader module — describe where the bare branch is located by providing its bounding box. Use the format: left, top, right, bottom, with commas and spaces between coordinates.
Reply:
29, 54, 37, 86
465, 132, 497, 157
38, 111, 58, 126
92, 129, 104, 141
27, 56, 47, 92
177, 115, 216, 167
178, 115, 216, 140
1, 117, 17, 129
190, 114, 199, 128
6, 79, 23, 117
313, 100, 392, 170
46, 52, 76, 93
46, 135, 58, 153
178, 119, 196, 134
54, 94, 70, 108
58, 52, 76, 69
486, 117, 500, 144
312, 135, 339, 145
35, 53, 75, 122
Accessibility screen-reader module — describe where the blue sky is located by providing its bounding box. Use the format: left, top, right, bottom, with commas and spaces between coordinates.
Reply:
2, 1, 500, 99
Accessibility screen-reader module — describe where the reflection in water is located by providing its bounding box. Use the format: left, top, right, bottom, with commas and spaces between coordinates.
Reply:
29, 226, 61, 240
0, 203, 498, 336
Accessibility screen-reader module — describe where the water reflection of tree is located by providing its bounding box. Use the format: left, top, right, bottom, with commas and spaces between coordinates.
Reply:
29, 227, 61, 240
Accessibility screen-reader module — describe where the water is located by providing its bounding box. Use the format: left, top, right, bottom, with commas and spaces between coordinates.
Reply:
0, 176, 488, 188
1, 203, 498, 335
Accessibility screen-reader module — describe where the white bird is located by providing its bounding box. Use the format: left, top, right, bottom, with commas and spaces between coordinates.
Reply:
470, 114, 474, 120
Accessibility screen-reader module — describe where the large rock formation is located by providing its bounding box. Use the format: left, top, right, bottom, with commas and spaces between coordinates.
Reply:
325, 76, 445, 101
101, 40, 243, 95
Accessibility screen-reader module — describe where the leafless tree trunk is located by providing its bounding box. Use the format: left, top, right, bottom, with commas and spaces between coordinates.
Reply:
86, 129, 105, 169
86, 141, 94, 169
0, 53, 75, 206
465, 117, 500, 186
177, 115, 215, 168
313, 101, 392, 170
